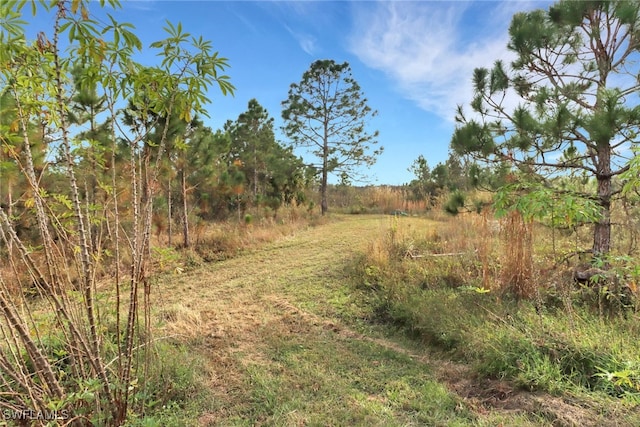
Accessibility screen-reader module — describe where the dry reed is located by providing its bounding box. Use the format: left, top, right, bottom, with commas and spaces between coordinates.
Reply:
500, 210, 534, 299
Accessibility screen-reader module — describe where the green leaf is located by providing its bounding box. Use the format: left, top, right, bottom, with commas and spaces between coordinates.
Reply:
163, 20, 176, 37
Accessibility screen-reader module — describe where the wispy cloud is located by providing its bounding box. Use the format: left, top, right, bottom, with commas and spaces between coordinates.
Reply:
348, 1, 531, 122
231, 9, 261, 36
284, 24, 317, 55
261, 0, 355, 57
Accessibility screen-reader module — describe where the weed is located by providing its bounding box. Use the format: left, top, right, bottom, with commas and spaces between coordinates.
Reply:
595, 363, 640, 400
125, 342, 212, 426
152, 246, 183, 272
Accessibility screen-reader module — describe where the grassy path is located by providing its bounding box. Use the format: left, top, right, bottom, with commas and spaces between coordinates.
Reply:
151, 215, 581, 426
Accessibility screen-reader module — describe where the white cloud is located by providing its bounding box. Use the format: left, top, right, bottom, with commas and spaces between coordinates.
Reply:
284, 24, 317, 55
231, 9, 261, 36
348, 1, 527, 122
298, 35, 317, 55
261, 1, 331, 56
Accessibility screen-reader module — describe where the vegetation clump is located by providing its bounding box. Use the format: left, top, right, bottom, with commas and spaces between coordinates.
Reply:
350, 212, 640, 406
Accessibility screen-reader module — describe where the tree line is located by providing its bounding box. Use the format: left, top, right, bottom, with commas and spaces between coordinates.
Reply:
2, 61, 381, 250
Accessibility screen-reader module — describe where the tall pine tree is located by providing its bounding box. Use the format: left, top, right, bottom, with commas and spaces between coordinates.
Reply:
282, 60, 382, 215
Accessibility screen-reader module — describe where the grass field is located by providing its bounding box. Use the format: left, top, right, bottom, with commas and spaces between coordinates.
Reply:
139, 214, 639, 426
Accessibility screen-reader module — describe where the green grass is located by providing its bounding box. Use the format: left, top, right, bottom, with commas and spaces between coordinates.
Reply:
358, 261, 640, 401
345, 214, 640, 426
139, 214, 640, 426
121, 341, 215, 426
230, 332, 472, 427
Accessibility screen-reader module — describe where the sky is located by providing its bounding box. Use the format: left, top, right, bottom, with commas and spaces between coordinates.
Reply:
23, 0, 553, 185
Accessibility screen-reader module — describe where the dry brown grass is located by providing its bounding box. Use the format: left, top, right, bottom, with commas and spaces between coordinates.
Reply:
157, 303, 206, 340
328, 185, 430, 214
367, 186, 429, 213
146, 205, 326, 266
359, 205, 541, 297
500, 210, 534, 299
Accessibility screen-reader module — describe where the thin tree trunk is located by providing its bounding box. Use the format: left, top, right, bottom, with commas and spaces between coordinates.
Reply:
321, 171, 328, 215
52, 6, 114, 407
321, 131, 329, 216
181, 168, 189, 248
121, 140, 142, 423
6, 185, 12, 256
168, 177, 173, 247
254, 144, 258, 206
109, 102, 123, 378
87, 101, 98, 254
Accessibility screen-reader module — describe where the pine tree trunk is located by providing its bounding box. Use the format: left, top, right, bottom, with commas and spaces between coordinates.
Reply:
321, 129, 329, 215
254, 145, 258, 206
593, 146, 612, 258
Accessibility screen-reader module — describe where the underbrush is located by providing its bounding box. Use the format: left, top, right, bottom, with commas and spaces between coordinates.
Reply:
0, 303, 210, 426
0, 205, 322, 425
350, 214, 640, 406
150, 205, 325, 272
124, 341, 213, 426
328, 185, 430, 215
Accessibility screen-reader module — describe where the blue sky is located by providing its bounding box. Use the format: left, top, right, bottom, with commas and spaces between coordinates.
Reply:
25, 0, 552, 185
